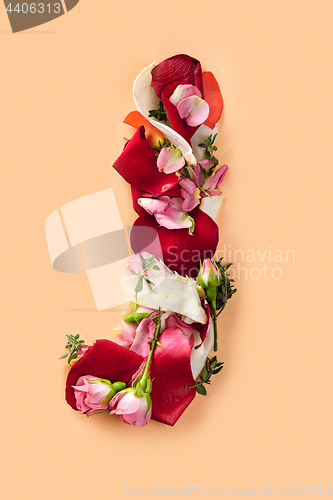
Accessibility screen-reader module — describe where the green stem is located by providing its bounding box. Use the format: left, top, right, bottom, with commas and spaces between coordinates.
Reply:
207, 288, 218, 352
141, 310, 161, 389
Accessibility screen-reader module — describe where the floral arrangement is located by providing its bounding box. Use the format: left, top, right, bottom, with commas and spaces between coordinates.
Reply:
61, 54, 236, 427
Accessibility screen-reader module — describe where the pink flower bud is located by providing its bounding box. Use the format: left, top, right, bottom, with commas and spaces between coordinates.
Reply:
198, 258, 221, 289
109, 389, 152, 427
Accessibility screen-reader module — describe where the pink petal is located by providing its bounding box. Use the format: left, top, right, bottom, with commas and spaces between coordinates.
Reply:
181, 190, 201, 212
138, 197, 170, 215
169, 84, 202, 106
157, 147, 185, 174
155, 206, 192, 230
179, 177, 197, 195
130, 317, 156, 357
166, 314, 196, 338
204, 164, 228, 190
177, 96, 210, 127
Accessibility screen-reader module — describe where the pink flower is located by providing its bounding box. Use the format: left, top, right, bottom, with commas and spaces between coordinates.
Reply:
201, 164, 228, 197
72, 375, 125, 416
179, 161, 228, 211
109, 389, 152, 427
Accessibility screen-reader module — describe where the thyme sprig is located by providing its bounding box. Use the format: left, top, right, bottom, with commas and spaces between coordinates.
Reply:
149, 100, 167, 122
186, 356, 224, 395
127, 253, 160, 298
151, 137, 171, 154
215, 258, 237, 316
60, 334, 85, 364
198, 133, 219, 168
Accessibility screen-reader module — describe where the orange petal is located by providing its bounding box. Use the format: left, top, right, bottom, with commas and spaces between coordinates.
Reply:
124, 111, 164, 146
202, 72, 223, 128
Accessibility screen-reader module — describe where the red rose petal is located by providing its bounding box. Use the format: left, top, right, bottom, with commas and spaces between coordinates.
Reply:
130, 208, 219, 278
150, 327, 197, 426
112, 126, 179, 196
202, 71, 223, 129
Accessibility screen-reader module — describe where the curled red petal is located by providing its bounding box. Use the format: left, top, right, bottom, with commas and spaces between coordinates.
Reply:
202, 71, 223, 128
151, 54, 203, 98
65, 340, 144, 410
112, 126, 178, 196
150, 327, 197, 426
130, 208, 219, 278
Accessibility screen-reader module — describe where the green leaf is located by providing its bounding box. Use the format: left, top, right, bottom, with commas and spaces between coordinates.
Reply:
212, 366, 224, 374
144, 278, 155, 286
135, 278, 143, 295
59, 353, 69, 359
202, 367, 209, 381
196, 384, 207, 395
148, 100, 167, 122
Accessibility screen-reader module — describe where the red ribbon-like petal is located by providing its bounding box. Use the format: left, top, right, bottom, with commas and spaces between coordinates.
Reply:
150, 327, 196, 426
112, 126, 179, 196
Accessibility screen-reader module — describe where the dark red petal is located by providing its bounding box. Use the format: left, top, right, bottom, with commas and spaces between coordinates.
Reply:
150, 327, 196, 426
65, 340, 144, 410
151, 54, 202, 98
112, 126, 179, 196
161, 93, 198, 143
130, 208, 219, 278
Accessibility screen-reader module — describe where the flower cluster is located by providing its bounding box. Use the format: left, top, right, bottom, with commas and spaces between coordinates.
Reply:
61, 55, 236, 427
113, 54, 228, 278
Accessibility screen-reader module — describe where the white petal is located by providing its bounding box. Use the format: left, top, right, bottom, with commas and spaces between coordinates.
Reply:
191, 122, 219, 161
191, 320, 214, 379
120, 273, 207, 324
200, 195, 223, 220
133, 62, 159, 117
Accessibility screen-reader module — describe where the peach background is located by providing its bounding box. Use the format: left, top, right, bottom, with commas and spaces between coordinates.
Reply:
1, 1, 332, 499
